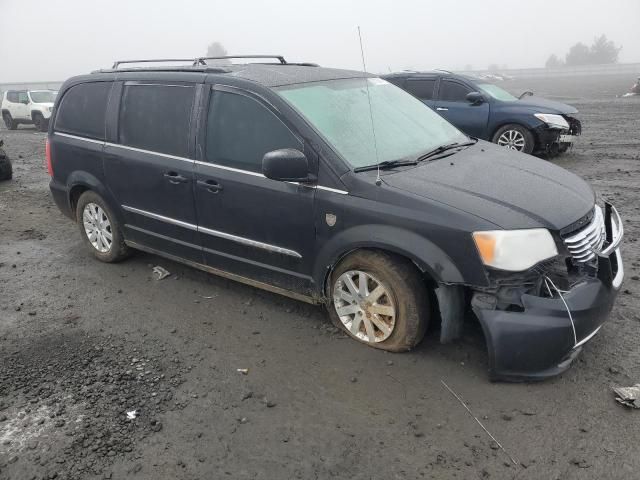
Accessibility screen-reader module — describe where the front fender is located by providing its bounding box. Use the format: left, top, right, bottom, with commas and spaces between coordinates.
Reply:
313, 224, 465, 297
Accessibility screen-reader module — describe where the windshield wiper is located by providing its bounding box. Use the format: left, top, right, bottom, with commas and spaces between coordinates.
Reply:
353, 140, 477, 173
353, 159, 418, 173
415, 140, 477, 163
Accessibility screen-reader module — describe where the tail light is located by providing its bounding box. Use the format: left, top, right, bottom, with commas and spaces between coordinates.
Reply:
45, 138, 53, 176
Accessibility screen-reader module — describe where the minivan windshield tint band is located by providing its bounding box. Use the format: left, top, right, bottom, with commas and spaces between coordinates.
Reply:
277, 78, 467, 169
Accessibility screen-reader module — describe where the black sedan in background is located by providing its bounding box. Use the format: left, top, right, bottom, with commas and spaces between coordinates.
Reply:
383, 71, 581, 156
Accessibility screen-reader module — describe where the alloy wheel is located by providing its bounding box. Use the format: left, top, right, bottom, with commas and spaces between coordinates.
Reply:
82, 203, 113, 253
333, 270, 396, 343
497, 129, 526, 151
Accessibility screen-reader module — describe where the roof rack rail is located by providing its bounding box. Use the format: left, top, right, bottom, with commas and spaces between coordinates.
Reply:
434, 69, 452, 74
112, 58, 196, 69
111, 55, 287, 69
194, 55, 287, 65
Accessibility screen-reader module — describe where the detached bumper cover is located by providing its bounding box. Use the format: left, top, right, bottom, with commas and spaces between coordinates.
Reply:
474, 249, 623, 381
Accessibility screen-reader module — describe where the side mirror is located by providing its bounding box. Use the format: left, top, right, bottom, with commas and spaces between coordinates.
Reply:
262, 148, 315, 183
466, 92, 484, 105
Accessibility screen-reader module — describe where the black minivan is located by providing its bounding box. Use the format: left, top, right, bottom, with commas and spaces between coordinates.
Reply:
47, 56, 624, 380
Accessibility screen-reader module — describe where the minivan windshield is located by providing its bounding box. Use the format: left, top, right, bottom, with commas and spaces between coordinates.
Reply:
476, 83, 517, 102
277, 78, 467, 169
29, 91, 57, 103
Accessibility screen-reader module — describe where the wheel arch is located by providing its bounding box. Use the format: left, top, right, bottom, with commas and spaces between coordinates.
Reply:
490, 120, 535, 141
313, 224, 465, 300
66, 171, 121, 222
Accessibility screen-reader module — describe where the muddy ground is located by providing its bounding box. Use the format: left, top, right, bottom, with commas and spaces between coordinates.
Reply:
1, 74, 639, 480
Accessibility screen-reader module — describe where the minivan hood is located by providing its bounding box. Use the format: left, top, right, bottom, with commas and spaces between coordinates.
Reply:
504, 96, 578, 115
383, 141, 594, 230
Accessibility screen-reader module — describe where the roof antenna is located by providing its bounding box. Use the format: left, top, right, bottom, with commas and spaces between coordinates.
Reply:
357, 26, 382, 186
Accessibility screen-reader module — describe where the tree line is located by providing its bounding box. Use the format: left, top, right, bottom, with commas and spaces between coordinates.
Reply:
546, 35, 621, 68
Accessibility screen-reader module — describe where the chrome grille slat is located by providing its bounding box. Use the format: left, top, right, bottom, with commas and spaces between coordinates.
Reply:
563, 206, 606, 263
565, 230, 602, 248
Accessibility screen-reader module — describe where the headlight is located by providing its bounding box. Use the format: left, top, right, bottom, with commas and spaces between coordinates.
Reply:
533, 113, 569, 129
472, 229, 558, 271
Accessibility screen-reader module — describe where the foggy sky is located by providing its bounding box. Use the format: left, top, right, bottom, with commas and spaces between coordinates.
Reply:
1, 0, 639, 83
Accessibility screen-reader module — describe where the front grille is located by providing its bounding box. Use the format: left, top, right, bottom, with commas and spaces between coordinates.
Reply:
562, 206, 606, 263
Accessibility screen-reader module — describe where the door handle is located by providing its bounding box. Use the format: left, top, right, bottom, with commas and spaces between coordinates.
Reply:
163, 171, 188, 184
197, 179, 223, 193
436, 107, 448, 111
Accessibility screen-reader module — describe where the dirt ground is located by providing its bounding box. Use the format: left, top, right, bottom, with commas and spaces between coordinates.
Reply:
1, 74, 639, 480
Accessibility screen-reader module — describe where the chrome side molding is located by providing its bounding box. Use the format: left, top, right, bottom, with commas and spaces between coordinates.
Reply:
122, 205, 302, 259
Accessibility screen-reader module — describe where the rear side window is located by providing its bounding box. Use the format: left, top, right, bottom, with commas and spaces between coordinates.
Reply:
119, 84, 194, 157
205, 90, 301, 173
405, 79, 436, 100
7, 92, 18, 103
439, 80, 472, 102
55, 82, 112, 140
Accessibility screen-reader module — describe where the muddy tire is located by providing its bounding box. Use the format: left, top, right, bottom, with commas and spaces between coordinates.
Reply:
75, 191, 130, 263
3, 113, 17, 130
327, 250, 429, 352
492, 124, 535, 154
33, 113, 48, 132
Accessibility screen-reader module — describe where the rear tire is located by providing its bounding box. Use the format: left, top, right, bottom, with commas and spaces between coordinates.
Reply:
3, 113, 17, 130
327, 250, 429, 352
492, 124, 535, 154
75, 191, 130, 263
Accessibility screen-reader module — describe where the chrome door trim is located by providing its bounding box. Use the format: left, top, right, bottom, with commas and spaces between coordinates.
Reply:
125, 224, 201, 249
54, 132, 105, 145
122, 205, 302, 259
198, 225, 302, 258
195, 160, 348, 193
104, 141, 193, 163
122, 205, 197, 231
194, 159, 265, 178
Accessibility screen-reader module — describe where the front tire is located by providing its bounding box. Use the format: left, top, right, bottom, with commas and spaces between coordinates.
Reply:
76, 191, 130, 263
33, 113, 48, 132
3, 113, 17, 130
328, 250, 429, 352
492, 124, 535, 154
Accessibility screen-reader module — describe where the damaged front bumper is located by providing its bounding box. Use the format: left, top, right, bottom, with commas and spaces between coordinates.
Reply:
472, 204, 623, 381
534, 115, 581, 154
